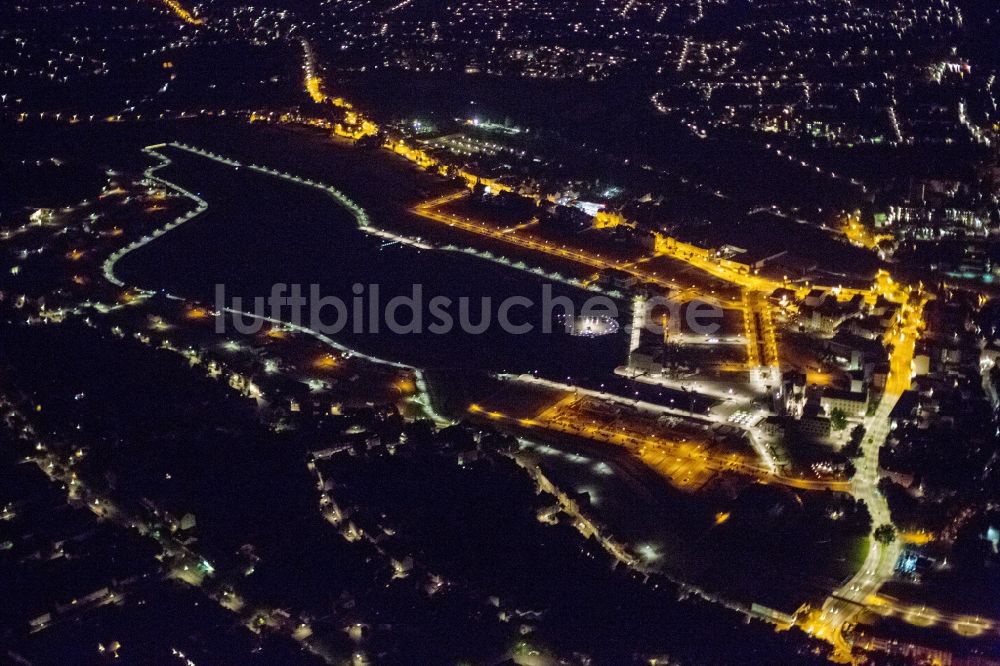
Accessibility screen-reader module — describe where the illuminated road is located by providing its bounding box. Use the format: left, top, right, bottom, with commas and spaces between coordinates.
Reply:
613, 367, 778, 474
857, 595, 998, 640
299, 39, 377, 140
301, 39, 347, 108
158, 0, 202, 25
486, 375, 848, 493
413, 192, 783, 372
414, 192, 810, 380
842, 212, 893, 251
742, 289, 780, 370
652, 234, 783, 294
413, 192, 763, 313
817, 394, 902, 656
808, 276, 928, 656
413, 192, 689, 295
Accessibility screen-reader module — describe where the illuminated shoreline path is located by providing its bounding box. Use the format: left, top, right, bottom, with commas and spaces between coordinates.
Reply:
103, 142, 447, 427
291, 45, 941, 656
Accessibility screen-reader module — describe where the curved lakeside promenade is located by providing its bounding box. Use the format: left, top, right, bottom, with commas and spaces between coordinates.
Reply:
102, 142, 450, 424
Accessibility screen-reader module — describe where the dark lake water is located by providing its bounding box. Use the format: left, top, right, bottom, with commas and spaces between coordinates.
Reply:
116, 146, 631, 382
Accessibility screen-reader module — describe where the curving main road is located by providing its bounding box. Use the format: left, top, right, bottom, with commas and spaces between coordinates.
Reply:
818, 393, 902, 656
